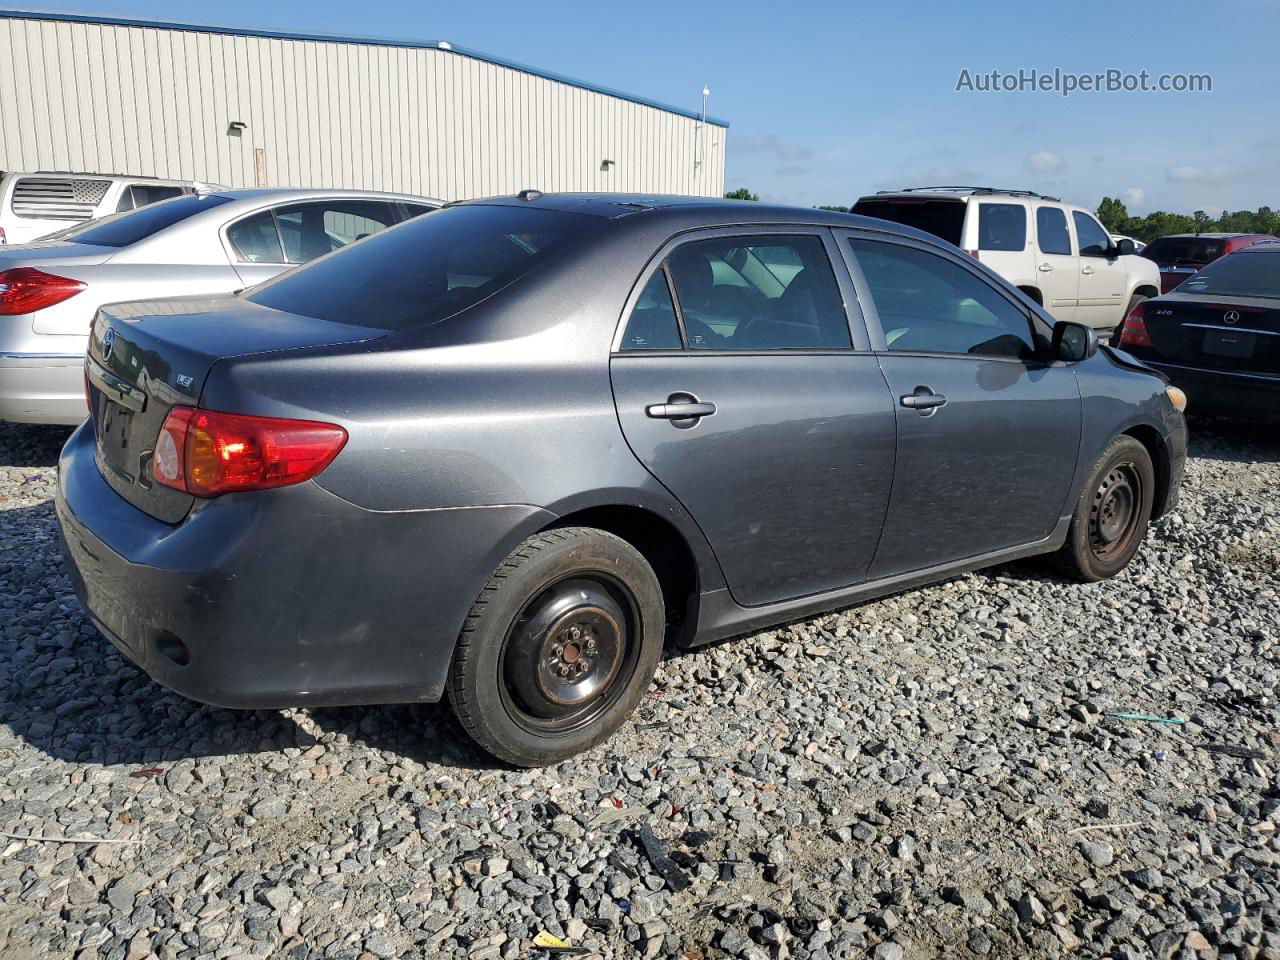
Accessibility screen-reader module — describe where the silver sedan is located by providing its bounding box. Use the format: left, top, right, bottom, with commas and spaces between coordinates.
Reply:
0, 187, 441, 424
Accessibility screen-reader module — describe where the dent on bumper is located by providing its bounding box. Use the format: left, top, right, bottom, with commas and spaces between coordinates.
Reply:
55, 422, 555, 709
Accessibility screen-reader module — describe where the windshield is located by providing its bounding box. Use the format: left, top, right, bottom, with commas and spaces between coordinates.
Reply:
247, 204, 609, 329
1178, 250, 1280, 300
1141, 236, 1226, 266
44, 194, 230, 247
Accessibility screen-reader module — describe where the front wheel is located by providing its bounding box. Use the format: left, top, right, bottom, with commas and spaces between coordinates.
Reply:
447, 527, 665, 766
1052, 435, 1155, 582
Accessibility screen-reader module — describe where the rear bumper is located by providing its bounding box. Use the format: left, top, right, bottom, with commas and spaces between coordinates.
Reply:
55, 421, 555, 708
1144, 359, 1280, 421
0, 352, 87, 425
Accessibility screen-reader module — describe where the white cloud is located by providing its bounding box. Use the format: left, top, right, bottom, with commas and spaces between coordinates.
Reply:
1122, 187, 1145, 207
1025, 150, 1064, 174
729, 133, 814, 162
1166, 164, 1238, 185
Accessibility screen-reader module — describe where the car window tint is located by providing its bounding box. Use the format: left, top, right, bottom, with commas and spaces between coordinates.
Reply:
1179, 250, 1280, 299
227, 211, 285, 263
248, 204, 608, 330
1036, 207, 1072, 255
977, 203, 1026, 251
273, 201, 397, 264
129, 185, 185, 207
48, 194, 231, 248
400, 203, 438, 221
666, 235, 850, 350
1141, 236, 1226, 264
1072, 212, 1112, 257
849, 238, 1036, 359
621, 270, 683, 350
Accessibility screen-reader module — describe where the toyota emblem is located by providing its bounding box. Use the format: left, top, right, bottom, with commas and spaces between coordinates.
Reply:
101, 327, 115, 359
1223, 310, 1240, 325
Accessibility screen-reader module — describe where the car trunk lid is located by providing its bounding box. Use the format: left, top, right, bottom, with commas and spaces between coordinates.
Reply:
86, 296, 383, 522
1144, 295, 1280, 375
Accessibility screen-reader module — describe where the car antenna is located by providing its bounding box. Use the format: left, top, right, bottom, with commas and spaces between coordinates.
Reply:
518, 188, 544, 202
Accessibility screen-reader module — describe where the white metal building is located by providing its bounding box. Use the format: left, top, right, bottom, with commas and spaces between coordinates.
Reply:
0, 11, 728, 200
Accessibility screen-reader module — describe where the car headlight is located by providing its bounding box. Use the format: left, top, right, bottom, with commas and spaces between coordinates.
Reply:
1166, 385, 1187, 413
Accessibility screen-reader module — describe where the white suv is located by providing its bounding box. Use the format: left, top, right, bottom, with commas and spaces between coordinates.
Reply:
0, 171, 198, 245
853, 187, 1160, 333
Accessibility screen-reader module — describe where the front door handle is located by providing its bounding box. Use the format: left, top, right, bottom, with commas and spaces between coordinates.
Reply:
1081, 265, 1096, 276
1038, 262, 1054, 272
900, 387, 947, 414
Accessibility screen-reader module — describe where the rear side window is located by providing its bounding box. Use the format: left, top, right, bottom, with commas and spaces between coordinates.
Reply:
275, 200, 398, 263
49, 194, 231, 247
248, 204, 608, 330
1072, 212, 1112, 257
227, 211, 285, 263
1036, 207, 1072, 255
849, 238, 1036, 359
620, 270, 682, 350
666, 235, 850, 350
977, 203, 1026, 251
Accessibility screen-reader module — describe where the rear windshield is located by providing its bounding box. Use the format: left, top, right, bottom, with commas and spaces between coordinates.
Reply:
46, 194, 230, 247
851, 198, 965, 247
248, 204, 609, 329
1141, 236, 1226, 266
1178, 250, 1280, 300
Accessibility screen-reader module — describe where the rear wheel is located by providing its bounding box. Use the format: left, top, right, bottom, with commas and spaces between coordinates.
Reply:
447, 527, 664, 766
1052, 436, 1155, 581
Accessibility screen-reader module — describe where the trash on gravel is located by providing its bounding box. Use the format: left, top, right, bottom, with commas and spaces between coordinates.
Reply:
530, 930, 589, 955
589, 805, 649, 828
636, 822, 692, 892
1200, 742, 1267, 761
1106, 712, 1186, 725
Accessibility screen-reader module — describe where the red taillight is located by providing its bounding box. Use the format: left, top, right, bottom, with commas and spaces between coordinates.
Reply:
153, 407, 347, 497
1118, 300, 1153, 348
0, 267, 86, 315
0, 226, 7, 244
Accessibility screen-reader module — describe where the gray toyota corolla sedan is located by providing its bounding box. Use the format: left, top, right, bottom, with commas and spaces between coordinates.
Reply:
56, 193, 1187, 766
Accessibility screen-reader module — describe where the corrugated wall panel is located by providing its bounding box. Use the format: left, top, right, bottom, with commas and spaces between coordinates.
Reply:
0, 15, 726, 200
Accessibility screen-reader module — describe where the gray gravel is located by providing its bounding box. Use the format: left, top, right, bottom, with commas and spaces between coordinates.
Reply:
1, 420, 1277, 960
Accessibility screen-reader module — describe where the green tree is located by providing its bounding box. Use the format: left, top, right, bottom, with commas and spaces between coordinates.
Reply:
816, 204, 850, 212
724, 187, 759, 201
1096, 196, 1131, 234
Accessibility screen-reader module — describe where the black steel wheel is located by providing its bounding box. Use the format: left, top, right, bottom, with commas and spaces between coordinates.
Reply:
1053, 435, 1155, 582
447, 527, 665, 766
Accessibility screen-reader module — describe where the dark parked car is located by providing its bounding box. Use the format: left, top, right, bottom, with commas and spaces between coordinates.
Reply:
56, 194, 1187, 765
1118, 240, 1280, 420
1141, 232, 1273, 293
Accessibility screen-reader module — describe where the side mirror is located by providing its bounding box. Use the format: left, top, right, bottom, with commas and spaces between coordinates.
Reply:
1115, 238, 1135, 257
1051, 320, 1098, 362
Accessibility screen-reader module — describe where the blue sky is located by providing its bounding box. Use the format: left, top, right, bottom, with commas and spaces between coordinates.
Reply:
23, 0, 1280, 215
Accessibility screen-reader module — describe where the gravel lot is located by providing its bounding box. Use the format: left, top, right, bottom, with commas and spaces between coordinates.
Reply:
1, 420, 1277, 960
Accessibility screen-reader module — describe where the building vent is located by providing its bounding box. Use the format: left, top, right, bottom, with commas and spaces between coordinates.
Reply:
11, 177, 111, 221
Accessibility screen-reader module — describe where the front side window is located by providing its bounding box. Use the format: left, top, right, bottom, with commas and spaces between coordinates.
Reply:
977, 203, 1026, 252
620, 269, 682, 350
1072, 212, 1112, 257
848, 238, 1036, 359
248, 203, 607, 330
226, 211, 285, 263
1036, 207, 1072, 255
665, 235, 850, 350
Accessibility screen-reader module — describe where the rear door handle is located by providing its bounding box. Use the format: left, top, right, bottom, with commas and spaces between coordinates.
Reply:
647, 398, 717, 419
1038, 263, 1054, 272
1081, 266, 1096, 276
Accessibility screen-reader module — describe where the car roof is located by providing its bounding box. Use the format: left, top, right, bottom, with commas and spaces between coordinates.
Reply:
208, 187, 443, 205
1153, 232, 1270, 239
457, 191, 934, 235
858, 186, 1063, 203
4, 170, 192, 185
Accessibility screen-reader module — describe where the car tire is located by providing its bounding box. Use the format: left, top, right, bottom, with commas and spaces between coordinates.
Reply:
446, 527, 665, 767
1052, 435, 1155, 582
1111, 293, 1149, 346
